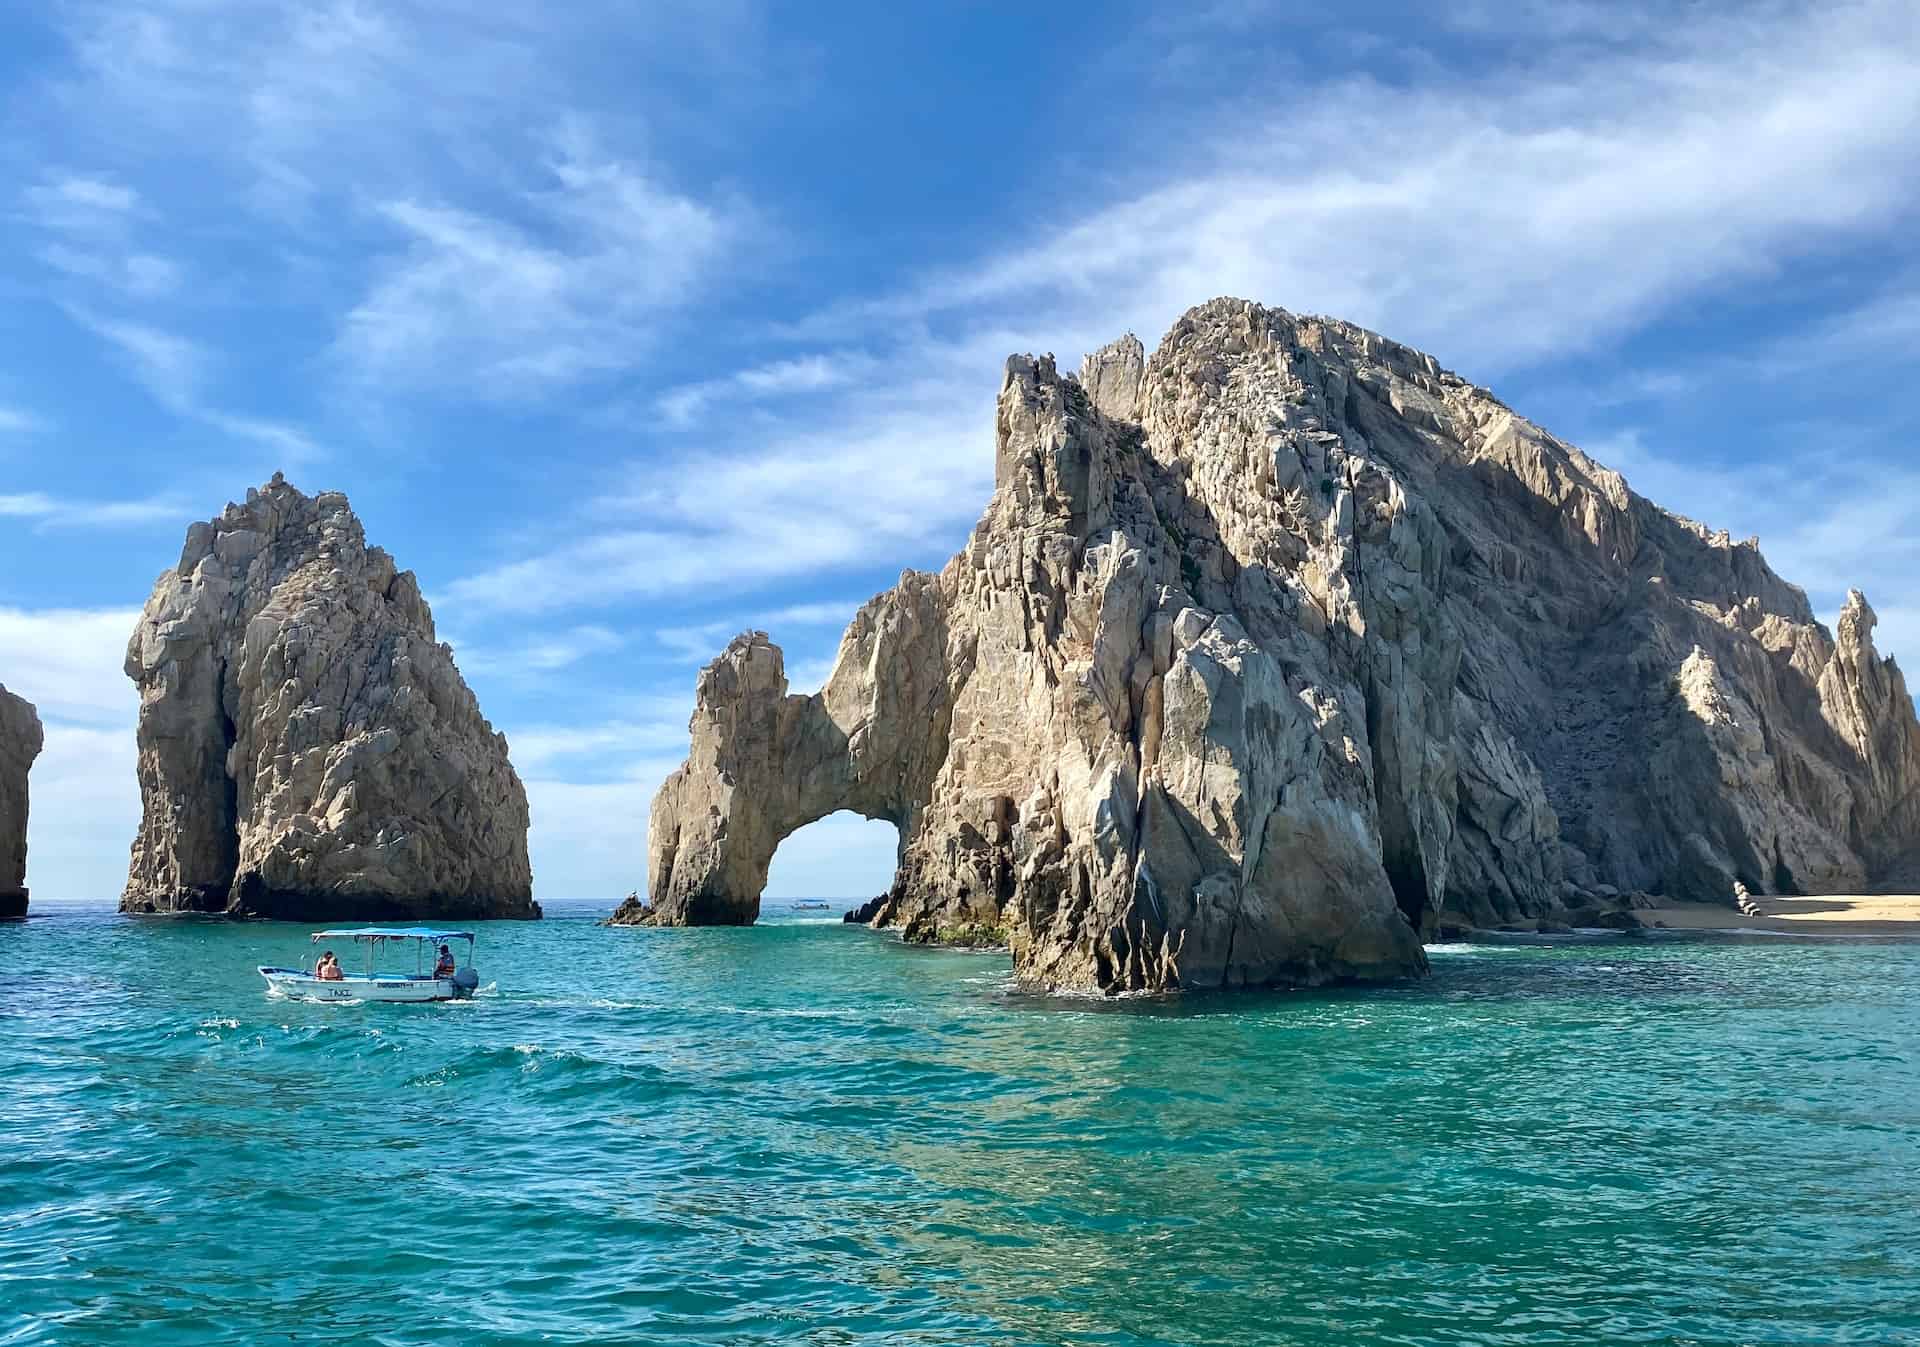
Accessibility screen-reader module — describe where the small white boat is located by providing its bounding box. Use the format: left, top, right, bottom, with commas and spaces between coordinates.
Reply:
789, 899, 831, 911
259, 927, 481, 1003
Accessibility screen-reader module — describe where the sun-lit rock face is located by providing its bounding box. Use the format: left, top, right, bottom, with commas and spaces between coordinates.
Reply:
122, 474, 536, 921
634, 298, 1920, 993
0, 684, 43, 918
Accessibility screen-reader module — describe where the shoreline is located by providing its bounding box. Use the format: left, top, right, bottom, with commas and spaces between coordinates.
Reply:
1448, 895, 1920, 942
1636, 895, 1920, 937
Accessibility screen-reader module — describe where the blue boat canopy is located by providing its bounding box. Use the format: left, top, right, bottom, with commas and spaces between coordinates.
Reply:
309, 928, 476, 943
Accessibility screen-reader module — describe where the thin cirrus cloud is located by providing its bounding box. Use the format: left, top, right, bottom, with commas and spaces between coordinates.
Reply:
21, 724, 142, 901
25, 175, 139, 215
0, 602, 145, 901
34, 2, 755, 405
62, 310, 321, 459
0, 405, 49, 434
0, 606, 142, 724
654, 352, 877, 429
450, 624, 626, 680
445, 389, 993, 616
68, 311, 203, 412
441, 1, 1920, 627
38, 244, 181, 300
336, 148, 737, 397
22, 172, 182, 302
817, 2, 1920, 374
0, 493, 187, 532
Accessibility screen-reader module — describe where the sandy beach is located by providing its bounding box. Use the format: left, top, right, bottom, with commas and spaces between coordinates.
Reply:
1639, 896, 1920, 936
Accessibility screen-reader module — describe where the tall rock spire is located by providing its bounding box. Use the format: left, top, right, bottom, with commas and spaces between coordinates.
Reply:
122, 475, 537, 920
0, 684, 43, 918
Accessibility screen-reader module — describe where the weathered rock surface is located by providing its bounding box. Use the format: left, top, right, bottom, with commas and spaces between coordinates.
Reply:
0, 684, 43, 918
635, 298, 1920, 993
122, 474, 536, 920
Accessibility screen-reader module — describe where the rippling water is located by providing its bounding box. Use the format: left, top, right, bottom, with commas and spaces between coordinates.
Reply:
4, 899, 1918, 1345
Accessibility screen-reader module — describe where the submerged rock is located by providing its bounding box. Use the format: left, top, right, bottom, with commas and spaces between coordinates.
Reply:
0, 685, 43, 918
636, 299, 1920, 994
122, 474, 536, 921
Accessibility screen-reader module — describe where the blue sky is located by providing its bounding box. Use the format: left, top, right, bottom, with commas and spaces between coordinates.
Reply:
2, 0, 1917, 901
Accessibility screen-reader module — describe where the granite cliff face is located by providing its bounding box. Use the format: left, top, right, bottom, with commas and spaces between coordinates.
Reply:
122, 474, 536, 920
632, 299, 1920, 993
0, 685, 43, 918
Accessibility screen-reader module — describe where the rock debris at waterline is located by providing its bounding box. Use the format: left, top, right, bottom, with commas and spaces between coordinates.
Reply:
0, 684, 43, 919
628, 297, 1920, 996
121, 473, 537, 922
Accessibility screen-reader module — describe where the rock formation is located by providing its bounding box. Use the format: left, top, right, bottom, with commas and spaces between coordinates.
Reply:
632, 298, 1920, 993
122, 474, 537, 921
0, 685, 43, 918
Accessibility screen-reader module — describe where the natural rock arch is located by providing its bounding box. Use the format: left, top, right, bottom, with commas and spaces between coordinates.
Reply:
625, 298, 1920, 995
621, 572, 951, 926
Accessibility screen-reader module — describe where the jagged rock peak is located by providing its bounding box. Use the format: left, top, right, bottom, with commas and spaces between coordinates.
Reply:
121, 474, 537, 921
1080, 333, 1145, 421
0, 684, 44, 918
635, 297, 1920, 994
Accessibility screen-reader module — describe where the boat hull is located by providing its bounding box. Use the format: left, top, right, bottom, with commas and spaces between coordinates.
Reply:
258, 967, 459, 1002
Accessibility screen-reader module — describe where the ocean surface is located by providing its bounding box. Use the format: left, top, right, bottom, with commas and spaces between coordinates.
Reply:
3, 899, 1918, 1346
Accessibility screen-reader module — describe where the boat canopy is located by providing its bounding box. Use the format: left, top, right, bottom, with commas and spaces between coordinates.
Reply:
309, 928, 476, 943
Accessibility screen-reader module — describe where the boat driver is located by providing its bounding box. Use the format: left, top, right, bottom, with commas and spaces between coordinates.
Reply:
434, 944, 456, 978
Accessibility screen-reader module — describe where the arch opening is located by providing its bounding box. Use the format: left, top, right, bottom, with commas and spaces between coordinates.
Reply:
763, 810, 901, 911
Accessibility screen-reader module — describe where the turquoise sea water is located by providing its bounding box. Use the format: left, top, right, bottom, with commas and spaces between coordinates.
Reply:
3, 899, 1918, 1346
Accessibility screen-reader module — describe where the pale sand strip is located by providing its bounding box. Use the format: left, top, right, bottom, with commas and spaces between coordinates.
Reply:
1638, 896, 1920, 935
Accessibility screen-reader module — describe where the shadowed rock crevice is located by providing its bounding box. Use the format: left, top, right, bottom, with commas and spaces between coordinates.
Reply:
121, 474, 537, 921
637, 299, 1920, 993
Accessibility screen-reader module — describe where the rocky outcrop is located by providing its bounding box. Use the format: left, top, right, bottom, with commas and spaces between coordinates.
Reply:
122, 474, 536, 921
842, 894, 888, 925
635, 299, 1920, 993
0, 685, 43, 918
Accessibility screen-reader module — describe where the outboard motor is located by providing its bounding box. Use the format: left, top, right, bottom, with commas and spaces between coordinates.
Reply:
452, 966, 480, 997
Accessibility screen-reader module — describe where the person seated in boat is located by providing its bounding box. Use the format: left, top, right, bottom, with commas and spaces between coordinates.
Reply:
434, 944, 456, 978
317, 951, 343, 981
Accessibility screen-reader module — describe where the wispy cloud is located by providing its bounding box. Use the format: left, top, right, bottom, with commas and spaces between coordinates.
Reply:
0, 493, 185, 532
0, 607, 142, 723
447, 373, 991, 613
451, 2, 1920, 625
26, 174, 139, 214
0, 603, 145, 901
31, 2, 767, 409
21, 171, 181, 301
655, 351, 875, 429
38, 243, 181, 299
501, 689, 696, 781
0, 405, 49, 434
452, 624, 626, 679
1568, 275, 1920, 410
22, 723, 142, 900
790, 4, 1920, 379
64, 309, 320, 459
199, 411, 322, 460
338, 129, 738, 396
72, 312, 204, 411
